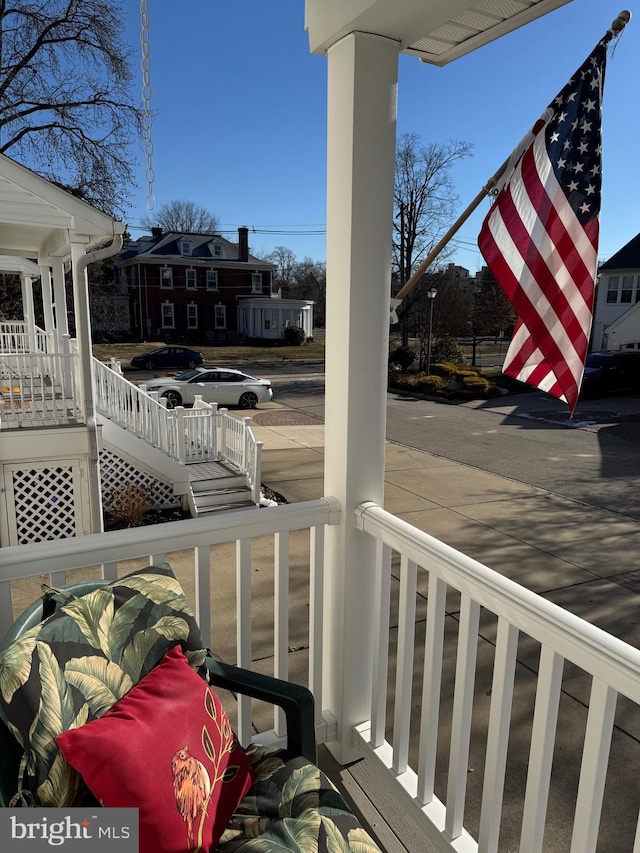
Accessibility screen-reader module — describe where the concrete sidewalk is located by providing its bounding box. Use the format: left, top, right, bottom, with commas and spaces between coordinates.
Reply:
251, 400, 640, 851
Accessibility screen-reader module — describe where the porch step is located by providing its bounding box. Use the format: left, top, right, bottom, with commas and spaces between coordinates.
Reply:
191, 486, 253, 509
188, 461, 247, 492
187, 459, 256, 517
194, 499, 256, 516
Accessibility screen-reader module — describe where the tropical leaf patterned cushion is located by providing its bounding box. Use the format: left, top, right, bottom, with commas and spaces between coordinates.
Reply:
56, 645, 252, 853
218, 745, 382, 852
0, 564, 207, 807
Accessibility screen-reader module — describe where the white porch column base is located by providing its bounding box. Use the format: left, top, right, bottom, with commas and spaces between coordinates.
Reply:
322, 32, 398, 764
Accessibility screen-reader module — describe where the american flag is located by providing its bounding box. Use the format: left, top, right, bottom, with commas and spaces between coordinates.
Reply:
478, 35, 611, 414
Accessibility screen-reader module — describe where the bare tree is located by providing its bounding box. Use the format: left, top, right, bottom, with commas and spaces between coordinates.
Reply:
140, 199, 220, 234
393, 133, 472, 344
267, 246, 298, 293
394, 133, 473, 287
0, 0, 143, 217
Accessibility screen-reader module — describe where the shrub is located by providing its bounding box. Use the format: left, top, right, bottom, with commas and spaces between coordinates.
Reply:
283, 325, 306, 346
389, 345, 416, 372
416, 374, 445, 394
432, 362, 457, 379
460, 374, 491, 395
108, 483, 153, 528
432, 337, 465, 365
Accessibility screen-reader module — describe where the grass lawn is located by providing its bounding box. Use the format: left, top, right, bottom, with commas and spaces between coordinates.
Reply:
93, 331, 325, 365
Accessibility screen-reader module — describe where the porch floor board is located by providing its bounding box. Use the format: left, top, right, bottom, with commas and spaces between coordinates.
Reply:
318, 746, 438, 853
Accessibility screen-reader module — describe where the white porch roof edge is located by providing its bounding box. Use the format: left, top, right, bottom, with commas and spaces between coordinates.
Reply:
0, 152, 125, 260
305, 0, 573, 65
0, 256, 41, 277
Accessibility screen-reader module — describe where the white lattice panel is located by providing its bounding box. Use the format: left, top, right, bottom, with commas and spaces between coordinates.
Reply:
5, 463, 81, 544
100, 450, 179, 510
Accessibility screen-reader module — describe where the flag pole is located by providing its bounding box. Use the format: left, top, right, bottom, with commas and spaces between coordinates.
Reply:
393, 159, 508, 303
390, 9, 631, 321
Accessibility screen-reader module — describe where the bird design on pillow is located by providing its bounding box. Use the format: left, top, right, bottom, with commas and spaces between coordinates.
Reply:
171, 744, 211, 850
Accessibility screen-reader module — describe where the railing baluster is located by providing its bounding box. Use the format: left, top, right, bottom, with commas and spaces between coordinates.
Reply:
520, 646, 564, 853
393, 554, 417, 775
570, 678, 618, 853
417, 572, 446, 804
274, 530, 289, 738
309, 525, 325, 725
371, 540, 392, 748
236, 537, 252, 746
478, 618, 519, 853
445, 595, 481, 841
194, 545, 211, 649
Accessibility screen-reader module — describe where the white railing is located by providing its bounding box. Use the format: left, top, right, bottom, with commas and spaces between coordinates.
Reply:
353, 501, 640, 853
93, 359, 262, 491
0, 322, 49, 354
93, 358, 180, 458
219, 411, 263, 502
2, 490, 640, 848
0, 498, 340, 748
173, 396, 218, 463
0, 346, 82, 424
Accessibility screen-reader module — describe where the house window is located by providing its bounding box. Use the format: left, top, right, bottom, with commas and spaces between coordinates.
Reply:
606, 277, 619, 303
186, 269, 197, 290
187, 304, 198, 329
206, 270, 218, 290
263, 309, 278, 331
212, 243, 222, 257
214, 305, 226, 329
181, 240, 191, 256
251, 272, 262, 293
160, 267, 173, 289
161, 303, 174, 328
621, 275, 634, 304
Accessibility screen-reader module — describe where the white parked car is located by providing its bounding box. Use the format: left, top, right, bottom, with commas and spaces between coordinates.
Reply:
143, 367, 273, 409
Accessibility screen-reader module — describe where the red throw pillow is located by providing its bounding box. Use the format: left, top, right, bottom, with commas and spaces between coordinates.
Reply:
56, 646, 252, 853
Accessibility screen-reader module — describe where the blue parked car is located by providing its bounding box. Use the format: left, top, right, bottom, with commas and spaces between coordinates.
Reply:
130, 346, 203, 371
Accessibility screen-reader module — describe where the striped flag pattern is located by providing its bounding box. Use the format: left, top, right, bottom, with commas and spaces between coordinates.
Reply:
478, 35, 611, 414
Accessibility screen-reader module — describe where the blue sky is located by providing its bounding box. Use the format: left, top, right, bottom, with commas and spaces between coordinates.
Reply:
123, 1, 637, 270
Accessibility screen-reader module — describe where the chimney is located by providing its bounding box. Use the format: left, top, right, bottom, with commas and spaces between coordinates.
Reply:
238, 226, 249, 262
151, 227, 162, 238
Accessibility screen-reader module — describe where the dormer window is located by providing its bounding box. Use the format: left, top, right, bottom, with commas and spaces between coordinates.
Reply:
251, 272, 262, 293
180, 240, 192, 256
212, 243, 222, 257
160, 267, 173, 288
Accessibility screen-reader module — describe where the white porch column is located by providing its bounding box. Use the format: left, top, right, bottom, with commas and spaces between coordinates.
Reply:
323, 32, 398, 763
21, 274, 35, 333
70, 238, 103, 533
51, 257, 69, 340
39, 264, 55, 334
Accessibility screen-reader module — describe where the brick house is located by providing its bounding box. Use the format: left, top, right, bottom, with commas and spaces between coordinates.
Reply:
117, 226, 312, 343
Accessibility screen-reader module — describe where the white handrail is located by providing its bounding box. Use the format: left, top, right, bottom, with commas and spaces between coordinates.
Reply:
353, 501, 640, 853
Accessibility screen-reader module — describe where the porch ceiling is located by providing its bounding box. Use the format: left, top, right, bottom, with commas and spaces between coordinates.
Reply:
0, 153, 124, 261
305, 0, 573, 64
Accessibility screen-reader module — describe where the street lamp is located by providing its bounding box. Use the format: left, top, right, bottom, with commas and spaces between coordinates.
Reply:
426, 288, 437, 375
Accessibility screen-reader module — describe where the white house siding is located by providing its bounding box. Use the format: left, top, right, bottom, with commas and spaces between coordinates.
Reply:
593, 270, 640, 350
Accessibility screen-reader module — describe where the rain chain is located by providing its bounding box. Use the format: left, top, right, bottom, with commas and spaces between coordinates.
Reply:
140, 0, 155, 210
